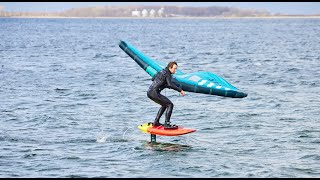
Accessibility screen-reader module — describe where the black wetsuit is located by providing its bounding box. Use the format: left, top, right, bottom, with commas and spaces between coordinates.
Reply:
147, 67, 182, 125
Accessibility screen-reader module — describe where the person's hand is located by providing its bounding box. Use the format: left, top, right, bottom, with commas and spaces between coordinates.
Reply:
180, 90, 185, 96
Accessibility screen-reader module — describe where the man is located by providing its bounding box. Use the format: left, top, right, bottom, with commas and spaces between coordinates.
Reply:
147, 61, 185, 129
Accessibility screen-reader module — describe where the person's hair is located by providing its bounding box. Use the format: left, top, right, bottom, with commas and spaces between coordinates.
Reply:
167, 61, 178, 69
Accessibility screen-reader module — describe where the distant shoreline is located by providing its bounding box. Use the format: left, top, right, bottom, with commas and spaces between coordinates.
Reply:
1, 15, 320, 19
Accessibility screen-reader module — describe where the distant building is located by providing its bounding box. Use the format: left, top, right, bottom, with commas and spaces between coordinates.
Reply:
141, 9, 148, 17
149, 9, 156, 17
157, 8, 164, 17
0, 5, 4, 12
132, 9, 141, 17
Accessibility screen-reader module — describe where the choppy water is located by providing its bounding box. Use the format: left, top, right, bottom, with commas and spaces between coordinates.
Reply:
0, 17, 320, 178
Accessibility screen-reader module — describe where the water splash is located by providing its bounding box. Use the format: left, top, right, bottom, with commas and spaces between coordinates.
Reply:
96, 131, 108, 143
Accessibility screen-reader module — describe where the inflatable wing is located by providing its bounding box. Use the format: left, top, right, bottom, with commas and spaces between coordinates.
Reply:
119, 40, 247, 98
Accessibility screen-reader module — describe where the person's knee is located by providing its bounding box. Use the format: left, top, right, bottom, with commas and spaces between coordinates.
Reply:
167, 102, 174, 109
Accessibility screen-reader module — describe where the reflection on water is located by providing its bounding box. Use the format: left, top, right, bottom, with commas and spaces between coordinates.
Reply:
143, 141, 192, 152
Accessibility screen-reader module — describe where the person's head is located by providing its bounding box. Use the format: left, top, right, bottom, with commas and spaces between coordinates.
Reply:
167, 61, 178, 74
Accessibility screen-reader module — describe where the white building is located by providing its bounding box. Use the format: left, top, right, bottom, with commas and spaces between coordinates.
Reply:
141, 9, 148, 17
149, 9, 156, 17
132, 9, 141, 17
157, 8, 164, 17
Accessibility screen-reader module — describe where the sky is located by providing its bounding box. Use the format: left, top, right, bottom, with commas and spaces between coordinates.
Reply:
1, 2, 320, 15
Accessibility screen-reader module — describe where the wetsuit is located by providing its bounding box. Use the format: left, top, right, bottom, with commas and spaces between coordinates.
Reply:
147, 67, 182, 126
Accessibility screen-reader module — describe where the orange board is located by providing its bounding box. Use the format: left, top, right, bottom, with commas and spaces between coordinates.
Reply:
138, 122, 196, 136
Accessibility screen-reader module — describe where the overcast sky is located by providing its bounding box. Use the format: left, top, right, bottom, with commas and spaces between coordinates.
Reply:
1, 2, 320, 15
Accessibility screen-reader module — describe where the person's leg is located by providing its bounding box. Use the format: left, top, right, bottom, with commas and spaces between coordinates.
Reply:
147, 92, 167, 126
164, 100, 173, 123
154, 105, 166, 126
157, 94, 177, 129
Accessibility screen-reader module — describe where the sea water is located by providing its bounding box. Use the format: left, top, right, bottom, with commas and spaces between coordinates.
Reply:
0, 17, 320, 177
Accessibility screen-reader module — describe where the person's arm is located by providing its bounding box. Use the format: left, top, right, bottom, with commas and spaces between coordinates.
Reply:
166, 75, 182, 92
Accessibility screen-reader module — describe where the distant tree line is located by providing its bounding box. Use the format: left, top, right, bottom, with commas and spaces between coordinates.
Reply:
0, 5, 318, 18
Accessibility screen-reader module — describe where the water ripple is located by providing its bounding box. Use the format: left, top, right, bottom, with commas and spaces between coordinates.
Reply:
1, 17, 319, 178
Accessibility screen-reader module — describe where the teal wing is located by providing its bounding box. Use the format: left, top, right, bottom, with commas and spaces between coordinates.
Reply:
119, 40, 184, 77
119, 40, 247, 98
